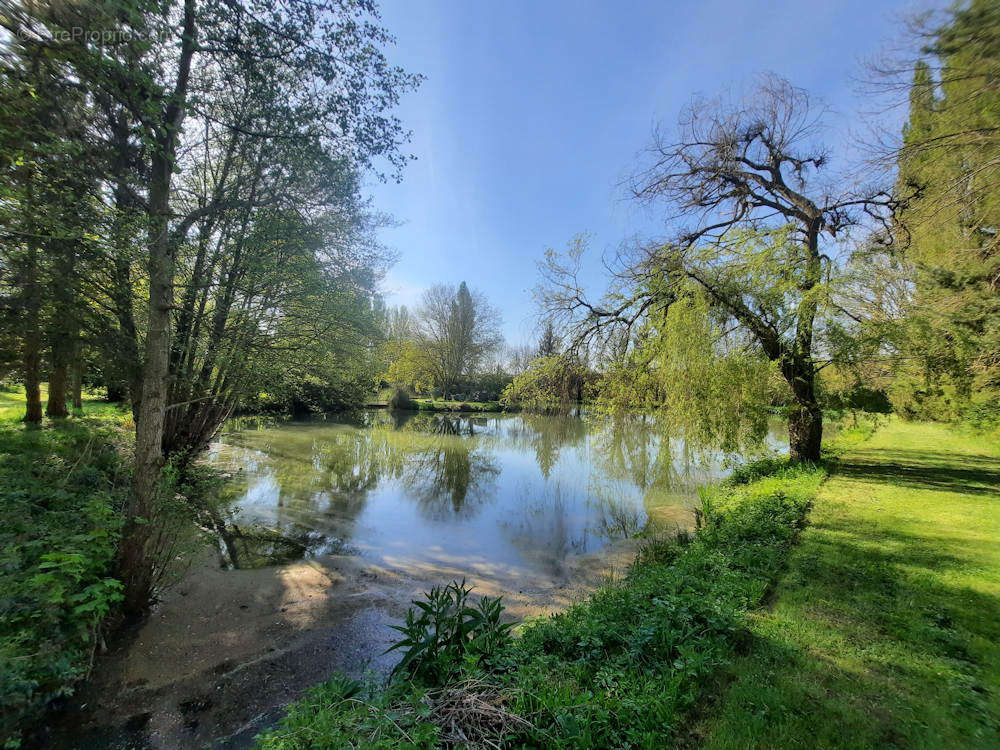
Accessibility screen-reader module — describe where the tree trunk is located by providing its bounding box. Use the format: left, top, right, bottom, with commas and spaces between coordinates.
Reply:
786, 222, 823, 463
23, 337, 43, 424
121, 160, 174, 617
120, 0, 197, 618
71, 343, 83, 411
22, 241, 43, 424
45, 257, 75, 418
46, 361, 69, 417
788, 401, 822, 463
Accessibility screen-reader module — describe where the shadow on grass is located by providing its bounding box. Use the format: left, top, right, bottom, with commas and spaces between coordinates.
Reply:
835, 448, 1000, 497
708, 500, 1000, 749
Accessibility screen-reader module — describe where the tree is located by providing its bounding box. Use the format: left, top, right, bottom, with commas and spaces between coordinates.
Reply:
500, 354, 589, 414
540, 77, 893, 461
0, 34, 106, 424
537, 320, 560, 357
889, 0, 1000, 417
414, 282, 502, 396
2, 0, 419, 615
506, 343, 538, 376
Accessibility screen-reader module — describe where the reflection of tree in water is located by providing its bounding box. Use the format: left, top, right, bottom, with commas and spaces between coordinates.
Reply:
403, 443, 500, 519
500, 413, 589, 478
585, 480, 646, 540
589, 414, 716, 495
278, 413, 502, 521
499, 482, 589, 578
385, 415, 499, 518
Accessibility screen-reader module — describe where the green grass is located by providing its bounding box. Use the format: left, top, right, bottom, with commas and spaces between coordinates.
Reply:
700, 419, 1000, 749
411, 397, 504, 413
0, 384, 125, 423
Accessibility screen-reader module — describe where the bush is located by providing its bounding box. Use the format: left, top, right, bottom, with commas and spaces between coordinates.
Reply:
0, 418, 131, 745
387, 386, 416, 411
960, 400, 1000, 436
500, 355, 590, 414
387, 579, 513, 685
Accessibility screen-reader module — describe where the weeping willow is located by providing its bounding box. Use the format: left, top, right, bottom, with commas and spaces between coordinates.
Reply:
596, 289, 778, 454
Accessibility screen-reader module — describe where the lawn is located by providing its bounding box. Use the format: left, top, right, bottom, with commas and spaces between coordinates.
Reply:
0, 385, 125, 423
699, 419, 1000, 749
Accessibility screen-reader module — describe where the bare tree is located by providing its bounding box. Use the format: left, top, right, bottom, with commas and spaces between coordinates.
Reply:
540, 76, 894, 461
416, 282, 502, 396
506, 343, 538, 376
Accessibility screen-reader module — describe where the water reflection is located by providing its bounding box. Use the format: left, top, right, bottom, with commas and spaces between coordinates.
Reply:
208, 411, 785, 577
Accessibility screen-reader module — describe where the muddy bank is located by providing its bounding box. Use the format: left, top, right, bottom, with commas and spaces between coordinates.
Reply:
46, 531, 663, 750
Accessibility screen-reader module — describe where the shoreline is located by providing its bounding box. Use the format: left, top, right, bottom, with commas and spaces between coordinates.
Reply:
46, 532, 650, 750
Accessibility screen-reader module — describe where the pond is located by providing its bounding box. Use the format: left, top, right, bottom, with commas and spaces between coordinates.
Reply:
54, 411, 788, 750
207, 410, 785, 581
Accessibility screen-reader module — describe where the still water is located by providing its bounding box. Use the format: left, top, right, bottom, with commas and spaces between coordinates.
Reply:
207, 410, 785, 580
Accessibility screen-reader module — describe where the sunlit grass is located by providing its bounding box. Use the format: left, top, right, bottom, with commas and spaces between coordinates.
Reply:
0, 384, 126, 423
701, 419, 1000, 749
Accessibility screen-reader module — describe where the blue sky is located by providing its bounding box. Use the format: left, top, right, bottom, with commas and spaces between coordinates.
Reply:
369, 0, 915, 345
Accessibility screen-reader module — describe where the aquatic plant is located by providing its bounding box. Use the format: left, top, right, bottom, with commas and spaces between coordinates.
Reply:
387, 579, 513, 685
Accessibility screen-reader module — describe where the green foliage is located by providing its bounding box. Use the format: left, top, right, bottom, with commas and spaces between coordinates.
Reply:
958, 400, 1000, 438
596, 288, 778, 453
0, 418, 130, 745
386, 386, 416, 411
255, 457, 827, 749
412, 398, 503, 413
893, 0, 1000, 412
500, 354, 589, 414
253, 675, 440, 749
383, 341, 439, 395
387, 580, 513, 685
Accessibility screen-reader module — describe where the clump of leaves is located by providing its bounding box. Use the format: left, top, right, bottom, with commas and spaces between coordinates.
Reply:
387, 579, 513, 685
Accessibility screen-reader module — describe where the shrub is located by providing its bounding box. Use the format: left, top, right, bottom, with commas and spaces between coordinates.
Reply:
0, 419, 130, 745
500, 355, 590, 414
387, 579, 513, 685
387, 386, 416, 411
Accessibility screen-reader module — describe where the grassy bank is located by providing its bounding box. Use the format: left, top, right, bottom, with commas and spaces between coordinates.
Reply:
411, 398, 504, 413
0, 388, 222, 745
0, 405, 132, 745
254, 453, 829, 748
699, 420, 1000, 748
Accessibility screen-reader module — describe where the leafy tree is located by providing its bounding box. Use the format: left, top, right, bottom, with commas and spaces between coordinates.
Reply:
384, 341, 438, 395
891, 0, 1000, 419
500, 353, 590, 414
2, 0, 419, 614
540, 77, 893, 461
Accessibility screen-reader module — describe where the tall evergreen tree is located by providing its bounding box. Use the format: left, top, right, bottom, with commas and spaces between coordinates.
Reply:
893, 0, 1000, 417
